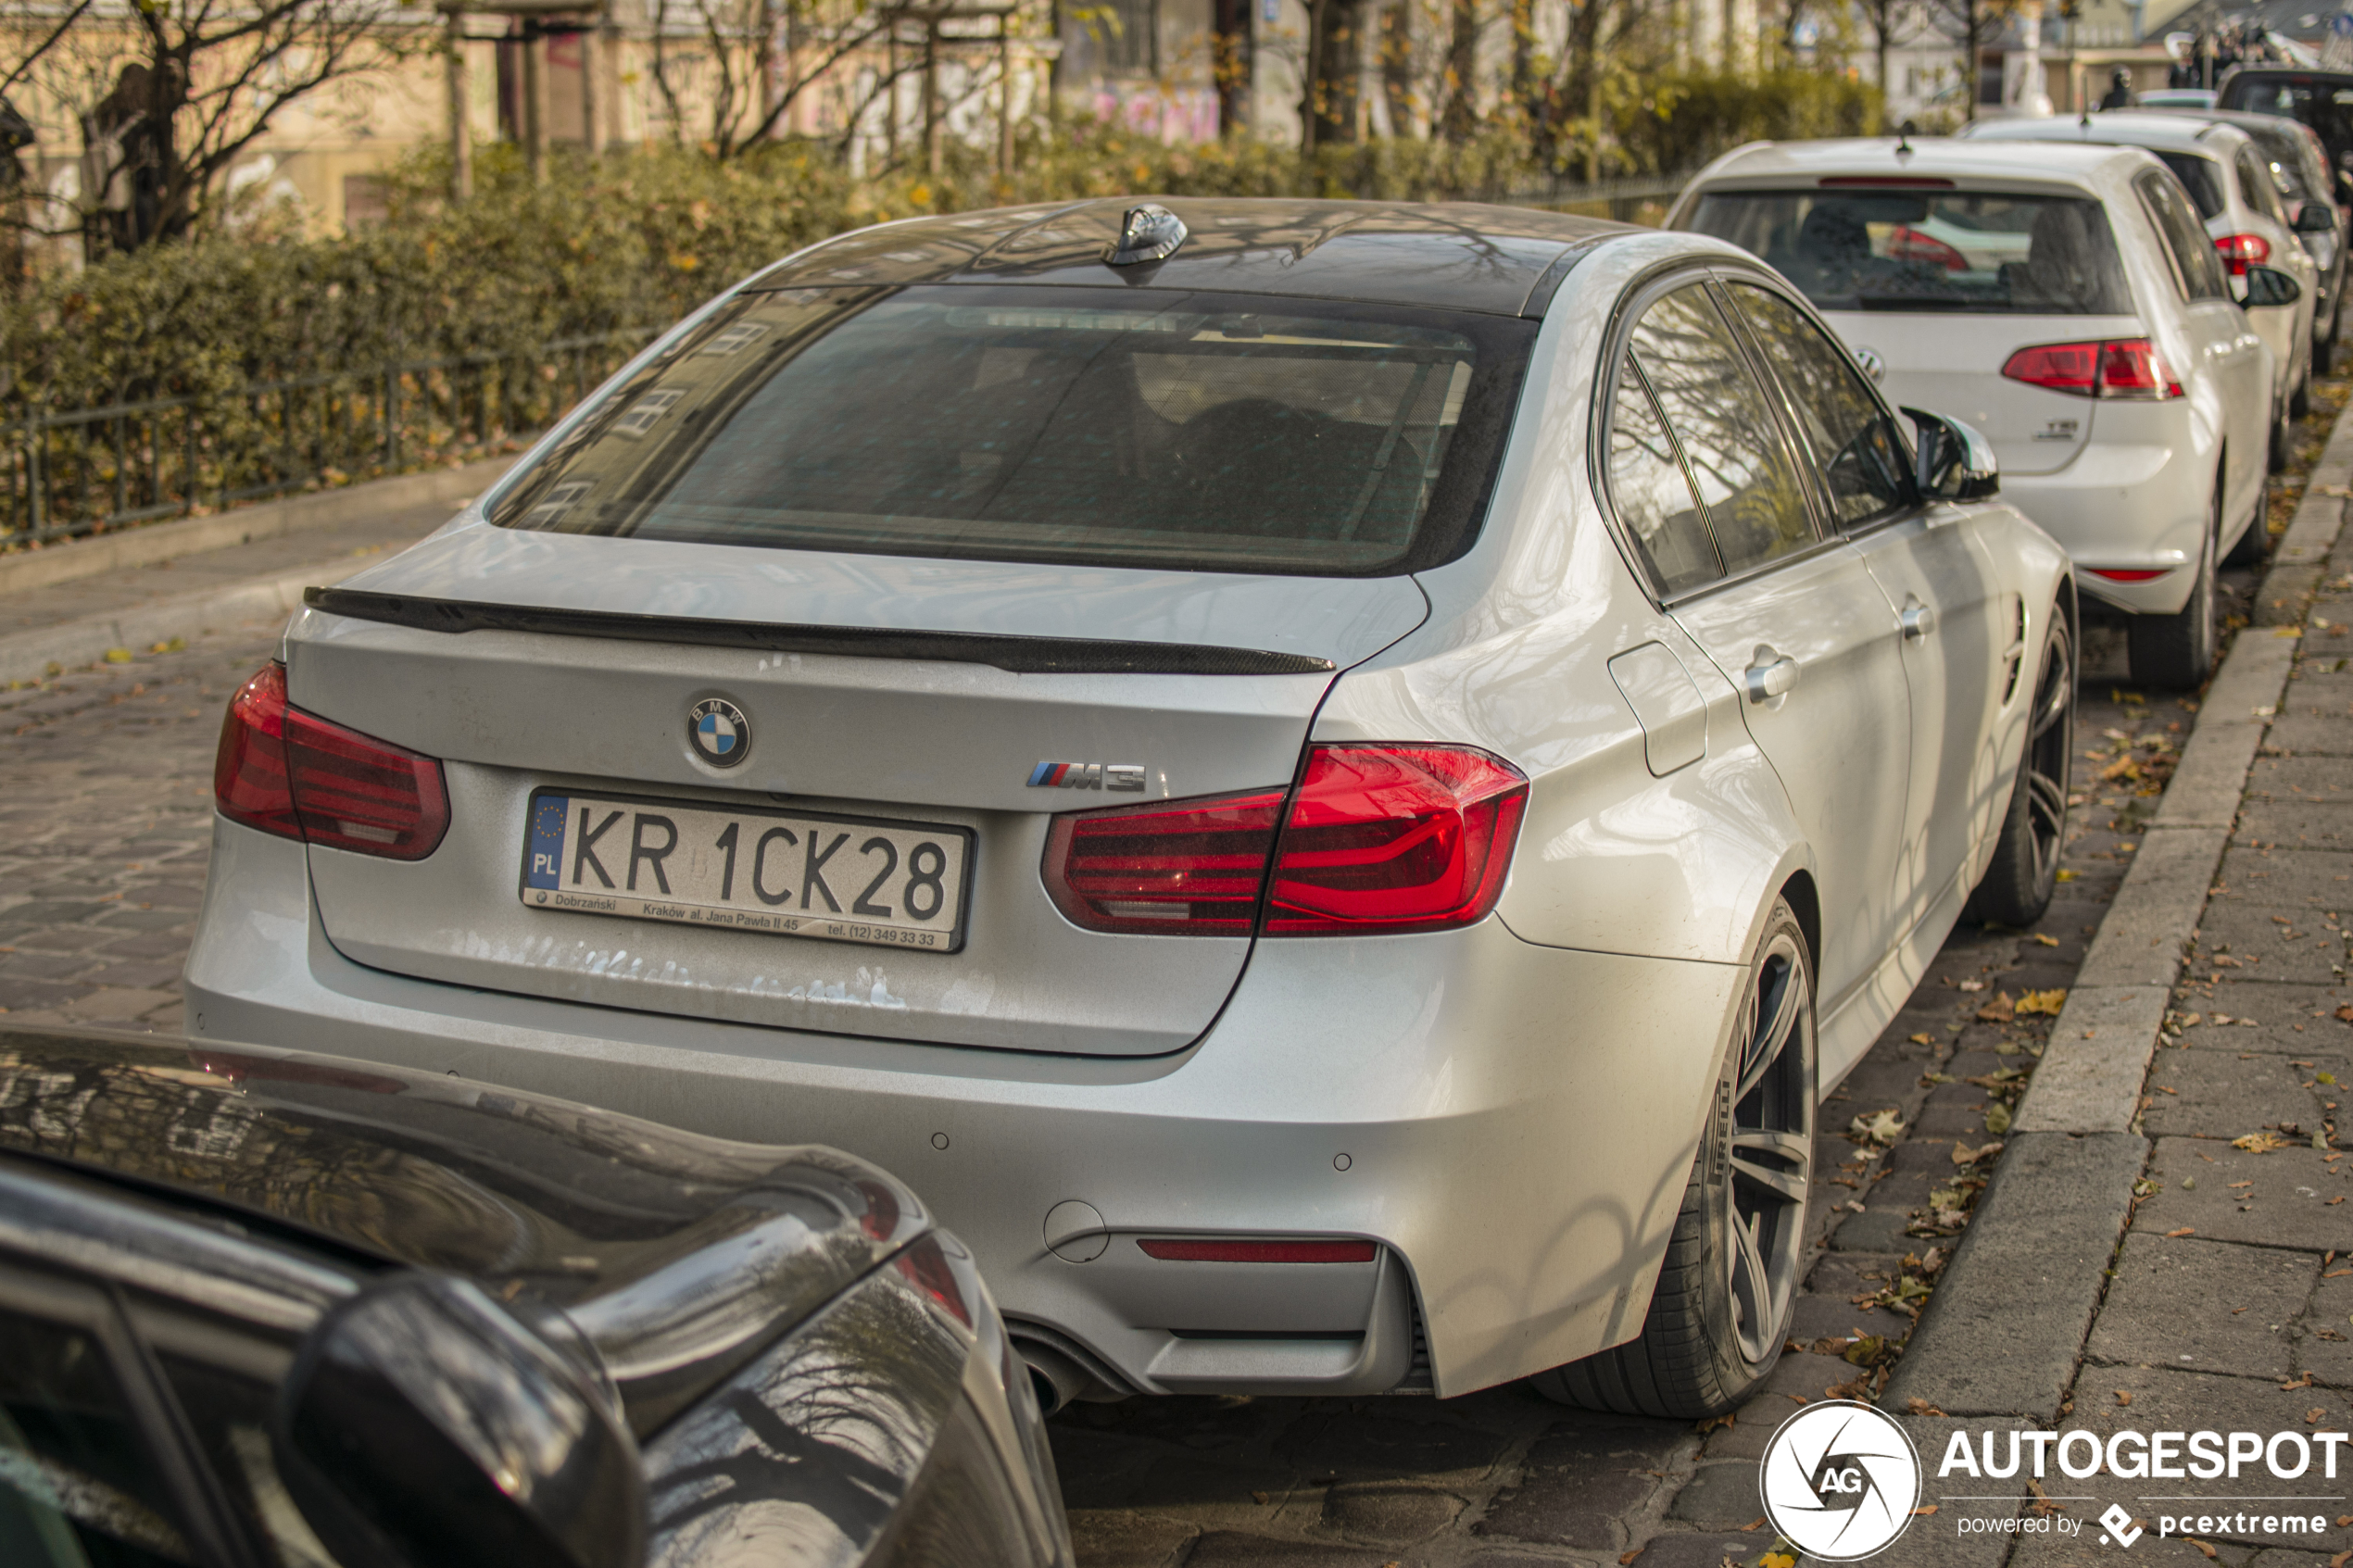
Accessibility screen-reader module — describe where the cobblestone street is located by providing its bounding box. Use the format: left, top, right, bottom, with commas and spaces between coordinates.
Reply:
0, 621, 286, 1031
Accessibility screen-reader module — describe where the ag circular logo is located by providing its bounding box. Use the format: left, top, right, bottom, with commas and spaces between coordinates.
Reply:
687, 698, 750, 768
1759, 1400, 1922, 1561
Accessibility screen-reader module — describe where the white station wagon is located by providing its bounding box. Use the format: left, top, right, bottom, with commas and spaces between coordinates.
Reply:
1673, 137, 2284, 688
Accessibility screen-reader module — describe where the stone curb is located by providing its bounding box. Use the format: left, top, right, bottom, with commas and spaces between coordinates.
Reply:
0, 558, 367, 686
0, 455, 515, 600
1881, 1132, 2148, 1420
1883, 395, 2353, 1424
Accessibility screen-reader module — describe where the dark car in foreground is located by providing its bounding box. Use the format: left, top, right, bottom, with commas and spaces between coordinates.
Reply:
0, 1027, 1071, 1568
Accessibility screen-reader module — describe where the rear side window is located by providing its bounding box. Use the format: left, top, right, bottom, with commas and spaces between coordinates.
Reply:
1684, 189, 2133, 314
2154, 151, 2227, 219
2234, 144, 2287, 222
1630, 284, 1817, 576
1726, 283, 1912, 530
2139, 171, 2232, 300
2247, 127, 2319, 200
492, 284, 1536, 578
0, 1292, 194, 1565
1604, 356, 1719, 595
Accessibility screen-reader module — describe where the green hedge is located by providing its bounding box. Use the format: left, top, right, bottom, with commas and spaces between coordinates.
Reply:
0, 81, 1874, 541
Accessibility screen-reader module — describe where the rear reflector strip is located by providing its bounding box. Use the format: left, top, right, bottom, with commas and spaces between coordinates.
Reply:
2087, 568, 2171, 583
304, 587, 1335, 677
1139, 1239, 1379, 1263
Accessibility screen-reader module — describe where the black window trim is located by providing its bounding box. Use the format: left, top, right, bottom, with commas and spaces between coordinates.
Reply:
2135, 170, 2196, 302
1603, 350, 1725, 592
0, 1257, 248, 1568
1708, 268, 1925, 541
1588, 262, 1854, 610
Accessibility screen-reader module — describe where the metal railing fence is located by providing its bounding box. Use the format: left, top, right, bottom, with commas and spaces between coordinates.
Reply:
1495, 170, 1694, 220
0, 325, 661, 551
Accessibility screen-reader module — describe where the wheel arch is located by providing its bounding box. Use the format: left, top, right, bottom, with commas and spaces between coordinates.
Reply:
1775, 868, 1821, 982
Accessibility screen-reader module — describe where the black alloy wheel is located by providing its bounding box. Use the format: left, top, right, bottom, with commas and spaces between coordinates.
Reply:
1538, 900, 1816, 1419
1966, 611, 2074, 927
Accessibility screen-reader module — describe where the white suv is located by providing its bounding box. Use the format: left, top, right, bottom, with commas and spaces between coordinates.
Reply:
1669, 137, 2279, 687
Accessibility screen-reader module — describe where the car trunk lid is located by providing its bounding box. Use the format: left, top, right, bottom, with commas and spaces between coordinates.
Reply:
1822, 311, 2141, 475
287, 521, 1427, 1057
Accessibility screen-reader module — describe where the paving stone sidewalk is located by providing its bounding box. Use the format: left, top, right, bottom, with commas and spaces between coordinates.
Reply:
1983, 534, 2353, 1568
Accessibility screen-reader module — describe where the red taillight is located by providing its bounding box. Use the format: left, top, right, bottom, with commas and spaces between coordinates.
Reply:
1999, 341, 2099, 395
2095, 339, 2183, 399
1264, 746, 1527, 935
1138, 1239, 1378, 1263
1889, 224, 1968, 270
2088, 567, 2171, 582
1043, 788, 1285, 934
891, 1235, 972, 1327
1043, 744, 1528, 937
2215, 232, 2271, 276
213, 663, 449, 860
2000, 338, 2182, 400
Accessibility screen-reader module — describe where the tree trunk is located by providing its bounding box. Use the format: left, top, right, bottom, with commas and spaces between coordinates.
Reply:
1874, 6, 1890, 121
1380, 0, 1415, 135
1509, 0, 1531, 126
1306, 0, 1361, 145
1439, 0, 1478, 141
1214, 0, 1252, 134
1962, 0, 1978, 120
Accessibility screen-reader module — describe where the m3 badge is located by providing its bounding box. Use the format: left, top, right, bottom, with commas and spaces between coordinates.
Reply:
1028, 761, 1146, 792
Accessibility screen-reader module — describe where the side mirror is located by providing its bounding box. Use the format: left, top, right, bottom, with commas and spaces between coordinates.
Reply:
2296, 200, 2338, 233
1903, 407, 1999, 501
274, 1273, 648, 1568
2242, 264, 2303, 307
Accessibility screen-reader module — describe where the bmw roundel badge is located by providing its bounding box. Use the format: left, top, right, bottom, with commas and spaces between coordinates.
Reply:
688, 697, 751, 768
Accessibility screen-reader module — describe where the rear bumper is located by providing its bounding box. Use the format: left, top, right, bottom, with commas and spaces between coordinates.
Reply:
186, 818, 1746, 1399
1999, 430, 2209, 616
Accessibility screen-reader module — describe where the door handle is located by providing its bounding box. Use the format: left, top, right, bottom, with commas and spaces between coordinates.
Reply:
1744, 650, 1801, 703
1901, 599, 1935, 641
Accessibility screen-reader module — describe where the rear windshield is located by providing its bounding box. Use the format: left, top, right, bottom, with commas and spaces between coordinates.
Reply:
2220, 75, 2353, 161
2151, 152, 2227, 218
490, 285, 1535, 577
2245, 126, 2317, 200
1683, 189, 2134, 314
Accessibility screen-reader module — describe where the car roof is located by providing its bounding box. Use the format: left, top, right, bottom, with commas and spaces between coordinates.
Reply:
2139, 106, 2320, 147
1963, 111, 2248, 157
747, 196, 1638, 317
2224, 66, 2353, 86
1685, 134, 2153, 191
0, 1027, 924, 1331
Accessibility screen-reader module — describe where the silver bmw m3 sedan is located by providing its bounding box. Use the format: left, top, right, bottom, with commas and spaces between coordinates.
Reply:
187, 198, 2076, 1420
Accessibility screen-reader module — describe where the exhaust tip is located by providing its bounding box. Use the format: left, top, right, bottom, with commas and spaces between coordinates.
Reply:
1015, 1340, 1104, 1417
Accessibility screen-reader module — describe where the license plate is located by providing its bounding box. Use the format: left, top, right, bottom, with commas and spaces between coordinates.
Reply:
521, 790, 972, 952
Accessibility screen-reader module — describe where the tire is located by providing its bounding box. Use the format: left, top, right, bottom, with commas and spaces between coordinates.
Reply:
2128, 484, 2218, 689
1963, 610, 2073, 929
2293, 355, 2314, 421
2317, 323, 2335, 378
2271, 399, 2293, 474
2223, 469, 2272, 568
1534, 901, 1815, 1420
